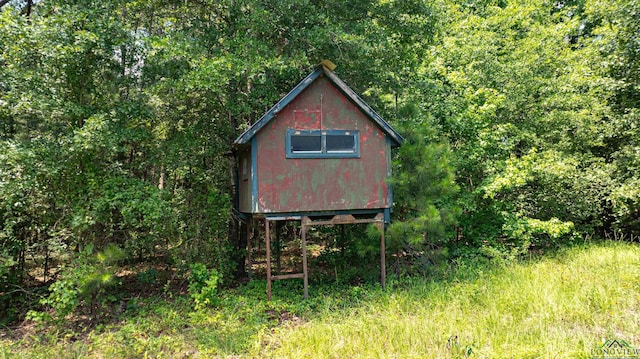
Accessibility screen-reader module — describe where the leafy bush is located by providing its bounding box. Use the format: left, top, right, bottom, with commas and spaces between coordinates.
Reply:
0, 250, 24, 324
610, 178, 640, 234
188, 263, 220, 310
501, 214, 576, 253
137, 268, 159, 285
27, 279, 79, 324
0, 250, 15, 278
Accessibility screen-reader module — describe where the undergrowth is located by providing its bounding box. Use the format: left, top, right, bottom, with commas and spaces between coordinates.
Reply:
1, 241, 638, 358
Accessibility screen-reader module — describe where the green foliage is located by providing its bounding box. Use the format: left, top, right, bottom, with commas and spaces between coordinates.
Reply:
27, 279, 78, 324
5, 242, 639, 358
76, 176, 175, 258
27, 244, 126, 324
498, 214, 577, 258
136, 268, 159, 285
75, 244, 125, 299
387, 123, 460, 256
2, 0, 640, 326
407, 0, 640, 254
0, 250, 22, 325
0, 250, 14, 278
188, 263, 220, 310
610, 178, 640, 232
309, 224, 387, 285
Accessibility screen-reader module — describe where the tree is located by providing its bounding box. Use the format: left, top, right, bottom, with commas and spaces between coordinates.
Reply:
409, 0, 634, 254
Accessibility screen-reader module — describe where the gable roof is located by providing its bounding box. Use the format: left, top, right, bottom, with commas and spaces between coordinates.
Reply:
233, 64, 404, 147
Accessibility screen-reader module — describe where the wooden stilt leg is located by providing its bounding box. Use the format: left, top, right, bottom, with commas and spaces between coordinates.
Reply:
379, 222, 386, 290
266, 219, 272, 301
301, 224, 309, 299
275, 221, 282, 274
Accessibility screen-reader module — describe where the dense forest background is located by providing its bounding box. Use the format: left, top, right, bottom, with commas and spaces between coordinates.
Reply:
1, 0, 638, 322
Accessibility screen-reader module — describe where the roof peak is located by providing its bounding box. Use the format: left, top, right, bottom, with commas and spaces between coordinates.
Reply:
319, 59, 336, 71
234, 64, 404, 147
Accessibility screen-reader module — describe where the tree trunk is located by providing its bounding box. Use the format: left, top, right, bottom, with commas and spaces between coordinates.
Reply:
228, 109, 245, 278
26, 0, 32, 17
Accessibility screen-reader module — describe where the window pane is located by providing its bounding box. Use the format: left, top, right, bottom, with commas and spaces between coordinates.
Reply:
326, 134, 355, 152
291, 135, 321, 152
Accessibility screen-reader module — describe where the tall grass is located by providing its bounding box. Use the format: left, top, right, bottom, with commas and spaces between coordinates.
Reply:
1, 241, 638, 358
261, 242, 640, 358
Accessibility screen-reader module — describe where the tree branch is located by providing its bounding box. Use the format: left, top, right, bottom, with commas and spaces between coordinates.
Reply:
0, 0, 12, 9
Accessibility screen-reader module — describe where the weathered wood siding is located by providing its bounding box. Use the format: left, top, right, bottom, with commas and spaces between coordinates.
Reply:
238, 148, 252, 213
252, 76, 390, 213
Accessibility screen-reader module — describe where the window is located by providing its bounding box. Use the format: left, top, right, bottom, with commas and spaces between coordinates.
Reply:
326, 134, 356, 153
286, 129, 359, 158
290, 133, 322, 153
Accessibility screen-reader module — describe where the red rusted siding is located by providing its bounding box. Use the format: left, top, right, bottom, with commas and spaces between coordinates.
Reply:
253, 76, 390, 213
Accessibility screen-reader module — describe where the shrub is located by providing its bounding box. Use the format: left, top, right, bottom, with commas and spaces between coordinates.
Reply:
26, 244, 126, 325
188, 263, 220, 310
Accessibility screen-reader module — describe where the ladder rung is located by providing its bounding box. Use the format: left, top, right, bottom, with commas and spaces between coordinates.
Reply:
271, 273, 305, 280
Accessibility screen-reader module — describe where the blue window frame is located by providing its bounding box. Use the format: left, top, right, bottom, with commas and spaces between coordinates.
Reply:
286, 129, 360, 158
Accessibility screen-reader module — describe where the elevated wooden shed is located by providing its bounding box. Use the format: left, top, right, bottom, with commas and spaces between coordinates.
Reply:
234, 61, 403, 299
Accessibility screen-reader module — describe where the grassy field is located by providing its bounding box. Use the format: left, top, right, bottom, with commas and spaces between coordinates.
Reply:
1, 241, 639, 358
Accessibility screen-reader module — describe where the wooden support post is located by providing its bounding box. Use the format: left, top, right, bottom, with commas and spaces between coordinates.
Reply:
379, 222, 386, 290
246, 218, 253, 279
301, 223, 309, 299
266, 219, 272, 301
339, 225, 346, 255
264, 213, 385, 300
275, 221, 282, 274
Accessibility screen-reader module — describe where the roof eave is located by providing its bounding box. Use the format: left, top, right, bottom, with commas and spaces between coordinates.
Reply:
233, 67, 324, 145
320, 66, 404, 146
